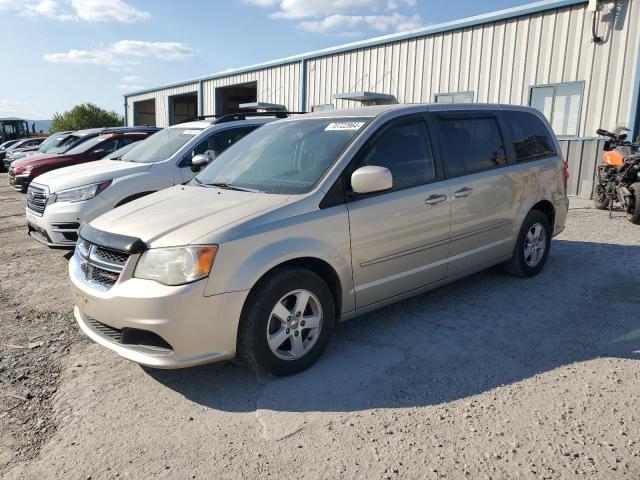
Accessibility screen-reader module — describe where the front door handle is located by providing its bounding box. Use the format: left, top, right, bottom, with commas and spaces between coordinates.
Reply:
425, 193, 447, 205
453, 187, 472, 198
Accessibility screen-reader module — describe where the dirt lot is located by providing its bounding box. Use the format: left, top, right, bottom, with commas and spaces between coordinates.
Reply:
1, 172, 639, 479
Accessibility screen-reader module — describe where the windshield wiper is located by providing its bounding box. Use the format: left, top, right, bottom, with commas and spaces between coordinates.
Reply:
206, 182, 259, 193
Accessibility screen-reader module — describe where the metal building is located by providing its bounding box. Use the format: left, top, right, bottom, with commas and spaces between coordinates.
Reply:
123, 0, 640, 197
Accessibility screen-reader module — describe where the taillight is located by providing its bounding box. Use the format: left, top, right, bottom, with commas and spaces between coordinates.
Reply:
562, 160, 569, 192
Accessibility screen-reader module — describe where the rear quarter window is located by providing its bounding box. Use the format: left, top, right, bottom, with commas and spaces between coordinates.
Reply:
506, 111, 556, 162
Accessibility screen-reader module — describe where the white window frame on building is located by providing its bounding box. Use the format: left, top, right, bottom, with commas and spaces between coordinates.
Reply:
311, 104, 335, 112
529, 81, 585, 138
434, 91, 474, 103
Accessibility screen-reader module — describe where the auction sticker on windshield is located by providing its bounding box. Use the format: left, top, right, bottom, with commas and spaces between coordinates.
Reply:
325, 122, 365, 131
181, 130, 202, 135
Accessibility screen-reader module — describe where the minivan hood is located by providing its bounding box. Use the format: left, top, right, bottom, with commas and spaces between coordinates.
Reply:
89, 185, 290, 247
35, 159, 151, 192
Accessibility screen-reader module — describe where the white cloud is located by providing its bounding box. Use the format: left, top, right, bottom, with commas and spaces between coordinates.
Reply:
44, 48, 119, 65
244, 0, 422, 35
121, 75, 146, 84
71, 0, 149, 22
44, 41, 194, 66
245, 0, 417, 19
116, 84, 144, 91
111, 40, 195, 60
243, 0, 278, 6
0, 0, 149, 22
299, 12, 421, 34
0, 99, 41, 118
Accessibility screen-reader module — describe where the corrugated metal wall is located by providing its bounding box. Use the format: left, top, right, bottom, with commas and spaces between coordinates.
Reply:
201, 62, 301, 115
127, 82, 199, 128
560, 139, 604, 197
123, 0, 637, 197
306, 0, 639, 137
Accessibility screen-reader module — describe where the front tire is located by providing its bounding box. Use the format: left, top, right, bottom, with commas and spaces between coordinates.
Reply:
502, 210, 551, 278
627, 182, 640, 224
593, 184, 610, 210
237, 267, 335, 377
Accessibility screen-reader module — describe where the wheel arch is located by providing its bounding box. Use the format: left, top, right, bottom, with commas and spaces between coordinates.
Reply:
245, 257, 344, 320
530, 199, 555, 229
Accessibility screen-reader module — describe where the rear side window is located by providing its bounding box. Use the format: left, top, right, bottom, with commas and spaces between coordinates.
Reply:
505, 111, 556, 162
357, 120, 436, 191
437, 116, 507, 176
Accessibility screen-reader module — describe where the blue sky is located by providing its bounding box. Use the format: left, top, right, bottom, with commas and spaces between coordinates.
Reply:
1, 0, 531, 120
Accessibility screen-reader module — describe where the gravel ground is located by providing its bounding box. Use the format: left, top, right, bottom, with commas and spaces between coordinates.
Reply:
1, 172, 639, 479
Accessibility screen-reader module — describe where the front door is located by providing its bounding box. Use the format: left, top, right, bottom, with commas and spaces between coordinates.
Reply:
434, 114, 518, 276
347, 116, 451, 308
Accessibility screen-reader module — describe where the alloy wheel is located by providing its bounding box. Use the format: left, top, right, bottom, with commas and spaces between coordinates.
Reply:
266, 289, 323, 361
524, 222, 546, 267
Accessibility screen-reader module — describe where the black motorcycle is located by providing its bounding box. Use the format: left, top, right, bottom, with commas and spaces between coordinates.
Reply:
593, 127, 640, 224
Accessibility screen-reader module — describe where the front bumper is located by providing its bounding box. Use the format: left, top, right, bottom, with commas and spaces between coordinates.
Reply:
69, 252, 248, 368
26, 196, 113, 248
8, 172, 31, 191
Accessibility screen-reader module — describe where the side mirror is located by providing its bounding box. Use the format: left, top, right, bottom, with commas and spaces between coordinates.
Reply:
191, 153, 212, 172
351, 165, 393, 194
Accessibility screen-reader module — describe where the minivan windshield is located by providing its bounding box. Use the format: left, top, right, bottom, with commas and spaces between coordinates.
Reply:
192, 118, 369, 194
121, 127, 203, 163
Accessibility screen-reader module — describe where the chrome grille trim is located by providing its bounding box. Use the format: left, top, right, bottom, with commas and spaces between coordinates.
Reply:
76, 240, 130, 290
26, 184, 49, 216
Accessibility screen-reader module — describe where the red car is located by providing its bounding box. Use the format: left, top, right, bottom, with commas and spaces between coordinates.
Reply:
8, 127, 159, 191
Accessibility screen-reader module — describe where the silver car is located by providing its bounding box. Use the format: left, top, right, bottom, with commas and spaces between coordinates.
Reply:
70, 104, 569, 376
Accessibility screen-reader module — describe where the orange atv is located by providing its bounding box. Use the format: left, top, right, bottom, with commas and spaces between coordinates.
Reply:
593, 127, 640, 224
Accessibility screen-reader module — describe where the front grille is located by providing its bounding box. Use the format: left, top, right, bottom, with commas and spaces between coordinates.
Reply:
95, 246, 128, 266
26, 184, 49, 215
76, 241, 130, 290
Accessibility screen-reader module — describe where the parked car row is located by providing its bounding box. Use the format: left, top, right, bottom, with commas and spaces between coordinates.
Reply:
18, 104, 569, 376
8, 126, 159, 192
1, 136, 45, 169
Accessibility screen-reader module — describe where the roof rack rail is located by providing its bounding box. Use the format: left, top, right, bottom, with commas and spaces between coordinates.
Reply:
176, 111, 307, 125
212, 111, 307, 125
98, 126, 160, 134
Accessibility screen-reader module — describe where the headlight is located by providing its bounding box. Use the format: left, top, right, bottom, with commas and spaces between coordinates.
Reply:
14, 165, 33, 175
134, 246, 217, 286
53, 180, 112, 203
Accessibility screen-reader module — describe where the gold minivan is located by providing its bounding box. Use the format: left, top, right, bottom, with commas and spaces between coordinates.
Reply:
70, 104, 569, 376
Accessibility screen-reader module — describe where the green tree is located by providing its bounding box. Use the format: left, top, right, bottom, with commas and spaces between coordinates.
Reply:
51, 103, 123, 132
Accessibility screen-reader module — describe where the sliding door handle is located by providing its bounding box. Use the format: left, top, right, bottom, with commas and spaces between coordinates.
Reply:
425, 194, 447, 205
453, 187, 472, 198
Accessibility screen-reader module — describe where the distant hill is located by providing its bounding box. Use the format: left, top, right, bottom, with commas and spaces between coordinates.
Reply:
29, 120, 52, 134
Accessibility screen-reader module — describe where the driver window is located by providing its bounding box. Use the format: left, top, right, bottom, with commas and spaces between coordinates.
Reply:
356, 120, 436, 191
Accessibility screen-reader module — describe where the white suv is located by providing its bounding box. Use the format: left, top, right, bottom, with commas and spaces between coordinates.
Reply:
26, 114, 279, 247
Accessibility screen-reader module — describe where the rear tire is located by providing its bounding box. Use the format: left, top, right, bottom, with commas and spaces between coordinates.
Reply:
593, 185, 610, 210
627, 182, 640, 225
237, 267, 335, 377
502, 210, 551, 278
